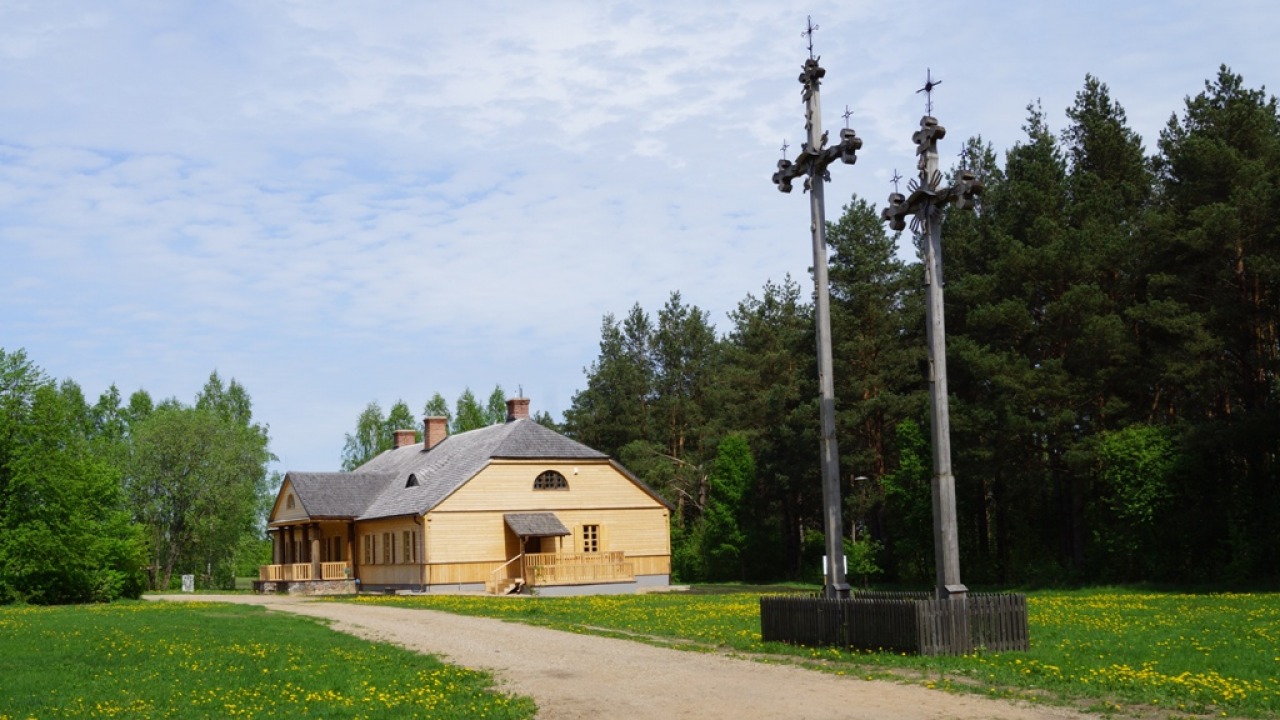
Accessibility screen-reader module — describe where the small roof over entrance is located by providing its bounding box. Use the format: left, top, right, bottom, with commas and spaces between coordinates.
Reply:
504, 512, 571, 537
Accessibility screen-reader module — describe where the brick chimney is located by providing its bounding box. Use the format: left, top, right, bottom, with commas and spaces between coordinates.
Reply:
424, 416, 448, 450
506, 397, 530, 422
392, 429, 416, 449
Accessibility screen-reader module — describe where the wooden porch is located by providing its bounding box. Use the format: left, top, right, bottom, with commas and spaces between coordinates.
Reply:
487, 551, 634, 594
258, 561, 351, 582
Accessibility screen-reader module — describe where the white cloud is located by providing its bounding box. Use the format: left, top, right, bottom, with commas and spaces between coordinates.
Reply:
1, 0, 1275, 471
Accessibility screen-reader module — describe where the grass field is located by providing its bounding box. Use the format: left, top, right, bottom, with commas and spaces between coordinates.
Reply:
0, 601, 534, 720
346, 588, 1280, 718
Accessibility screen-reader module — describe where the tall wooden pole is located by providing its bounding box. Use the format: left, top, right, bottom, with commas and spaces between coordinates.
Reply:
772, 24, 862, 597
805, 70, 849, 599
881, 93, 981, 600
921, 212, 964, 598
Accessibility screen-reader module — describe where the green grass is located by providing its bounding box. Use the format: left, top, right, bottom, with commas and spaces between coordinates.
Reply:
344, 588, 1280, 718
0, 601, 535, 719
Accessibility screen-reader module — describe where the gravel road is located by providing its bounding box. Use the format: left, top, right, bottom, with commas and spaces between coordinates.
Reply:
151, 594, 1091, 720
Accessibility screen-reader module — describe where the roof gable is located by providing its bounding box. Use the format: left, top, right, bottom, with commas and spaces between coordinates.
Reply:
357, 418, 607, 519
272, 471, 395, 522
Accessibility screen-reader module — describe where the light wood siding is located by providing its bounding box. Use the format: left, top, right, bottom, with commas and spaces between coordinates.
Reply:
631, 555, 672, 576
435, 461, 664, 512
422, 512, 507, 563
353, 517, 424, 576
424, 561, 505, 585
424, 507, 669, 564
558, 508, 670, 556
358, 564, 422, 586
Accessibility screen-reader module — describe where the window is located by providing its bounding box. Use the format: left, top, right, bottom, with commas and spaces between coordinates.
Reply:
382, 532, 394, 564
582, 524, 599, 553
406, 474, 419, 488
286, 494, 295, 509
533, 470, 568, 490
402, 530, 418, 564
363, 534, 375, 565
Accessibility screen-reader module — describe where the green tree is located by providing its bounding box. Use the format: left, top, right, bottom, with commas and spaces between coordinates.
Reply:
385, 399, 417, 438
1142, 66, 1280, 580
877, 419, 933, 583
0, 350, 144, 604
699, 434, 755, 581
825, 194, 927, 569
1091, 424, 1177, 580
484, 385, 507, 425
453, 388, 487, 433
423, 392, 452, 427
128, 376, 273, 590
719, 278, 819, 579
340, 401, 386, 471
564, 305, 655, 458
943, 103, 1085, 583
651, 292, 720, 522
341, 399, 416, 468
828, 194, 923, 481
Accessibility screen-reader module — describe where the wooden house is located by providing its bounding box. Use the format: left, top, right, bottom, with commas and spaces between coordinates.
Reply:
259, 398, 672, 595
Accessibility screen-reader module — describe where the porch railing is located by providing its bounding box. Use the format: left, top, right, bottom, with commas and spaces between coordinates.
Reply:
258, 563, 350, 582
524, 551, 634, 586
319, 561, 349, 580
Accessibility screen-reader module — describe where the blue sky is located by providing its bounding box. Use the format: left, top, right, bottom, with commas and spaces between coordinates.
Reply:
2, 1, 1274, 472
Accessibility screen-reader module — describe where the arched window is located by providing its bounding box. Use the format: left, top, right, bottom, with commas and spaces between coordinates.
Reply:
286, 494, 295, 509
533, 470, 568, 490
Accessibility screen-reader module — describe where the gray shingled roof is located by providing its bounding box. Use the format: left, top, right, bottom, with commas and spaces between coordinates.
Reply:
504, 512, 571, 537
280, 418, 615, 523
284, 472, 395, 518
356, 418, 607, 520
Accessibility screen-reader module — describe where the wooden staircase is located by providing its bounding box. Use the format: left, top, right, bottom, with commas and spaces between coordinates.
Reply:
493, 577, 525, 595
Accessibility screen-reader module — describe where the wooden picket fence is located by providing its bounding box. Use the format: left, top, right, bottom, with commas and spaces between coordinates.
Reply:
759, 591, 1028, 656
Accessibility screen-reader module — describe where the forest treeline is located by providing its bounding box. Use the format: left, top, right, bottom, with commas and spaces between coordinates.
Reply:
562, 68, 1279, 587
0, 350, 275, 603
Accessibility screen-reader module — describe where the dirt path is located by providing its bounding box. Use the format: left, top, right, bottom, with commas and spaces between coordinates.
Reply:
151, 594, 1091, 720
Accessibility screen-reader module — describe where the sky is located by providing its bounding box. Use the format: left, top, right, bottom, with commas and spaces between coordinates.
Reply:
2, 1, 1275, 473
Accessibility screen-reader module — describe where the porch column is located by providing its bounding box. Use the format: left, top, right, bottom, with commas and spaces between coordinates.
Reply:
347, 524, 357, 581
270, 529, 281, 565
310, 524, 321, 580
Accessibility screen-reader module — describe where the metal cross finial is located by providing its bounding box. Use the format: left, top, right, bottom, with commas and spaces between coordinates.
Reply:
916, 68, 942, 115
802, 16, 819, 60
890, 169, 902, 194
780, 139, 790, 160
842, 105, 853, 129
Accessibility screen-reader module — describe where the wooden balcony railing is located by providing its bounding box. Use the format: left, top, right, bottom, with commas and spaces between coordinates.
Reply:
258, 562, 350, 582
